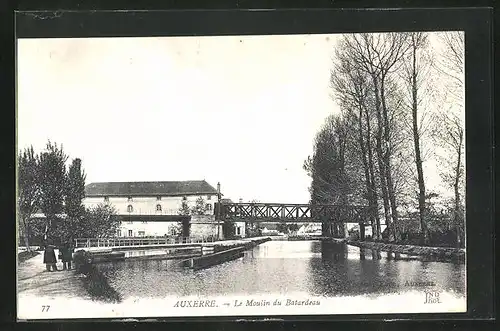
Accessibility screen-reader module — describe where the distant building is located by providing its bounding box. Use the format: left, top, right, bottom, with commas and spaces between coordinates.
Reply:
84, 180, 220, 238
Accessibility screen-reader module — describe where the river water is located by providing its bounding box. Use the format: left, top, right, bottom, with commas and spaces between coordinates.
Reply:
95, 240, 465, 299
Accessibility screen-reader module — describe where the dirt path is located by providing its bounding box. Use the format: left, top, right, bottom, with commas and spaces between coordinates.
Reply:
17, 250, 91, 300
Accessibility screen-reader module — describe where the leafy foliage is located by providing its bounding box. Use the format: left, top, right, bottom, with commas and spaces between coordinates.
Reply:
38, 141, 68, 240
178, 200, 191, 216
276, 222, 288, 234
304, 115, 350, 205
81, 204, 120, 238
191, 196, 210, 216
18, 141, 122, 245
175, 200, 191, 237
65, 158, 86, 219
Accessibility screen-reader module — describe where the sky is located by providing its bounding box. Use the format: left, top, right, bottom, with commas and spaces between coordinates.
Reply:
17, 34, 341, 203
17, 33, 464, 205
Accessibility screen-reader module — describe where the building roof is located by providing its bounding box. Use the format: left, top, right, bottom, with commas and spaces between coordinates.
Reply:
85, 180, 218, 197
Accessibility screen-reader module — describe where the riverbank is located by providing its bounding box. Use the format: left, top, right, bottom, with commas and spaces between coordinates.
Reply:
328, 238, 465, 263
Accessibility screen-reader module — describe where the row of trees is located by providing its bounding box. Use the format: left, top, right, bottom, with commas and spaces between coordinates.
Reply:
18, 142, 118, 249
304, 32, 465, 247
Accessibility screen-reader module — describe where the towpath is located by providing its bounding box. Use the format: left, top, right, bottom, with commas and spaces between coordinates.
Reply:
17, 250, 90, 300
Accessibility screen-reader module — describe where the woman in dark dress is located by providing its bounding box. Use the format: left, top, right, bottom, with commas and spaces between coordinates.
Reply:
43, 244, 57, 271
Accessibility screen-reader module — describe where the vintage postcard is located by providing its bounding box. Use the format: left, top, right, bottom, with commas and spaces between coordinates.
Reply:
16, 32, 466, 320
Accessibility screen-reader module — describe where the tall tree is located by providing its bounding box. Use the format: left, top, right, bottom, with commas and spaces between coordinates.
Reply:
39, 141, 68, 242
304, 115, 350, 236
61, 158, 87, 242
330, 51, 381, 239
434, 111, 465, 246
401, 32, 432, 244
17, 146, 40, 250
433, 31, 465, 247
435, 32, 464, 105
304, 115, 350, 205
340, 33, 411, 241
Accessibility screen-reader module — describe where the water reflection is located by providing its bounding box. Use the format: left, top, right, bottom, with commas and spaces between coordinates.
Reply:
94, 240, 465, 300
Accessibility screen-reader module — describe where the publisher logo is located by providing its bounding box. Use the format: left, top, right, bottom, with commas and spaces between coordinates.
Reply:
424, 291, 441, 304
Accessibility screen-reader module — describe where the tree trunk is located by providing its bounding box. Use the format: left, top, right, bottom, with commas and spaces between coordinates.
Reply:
364, 105, 381, 239
380, 77, 400, 241
21, 216, 31, 252
357, 105, 378, 239
410, 43, 429, 245
372, 75, 393, 241
454, 131, 464, 248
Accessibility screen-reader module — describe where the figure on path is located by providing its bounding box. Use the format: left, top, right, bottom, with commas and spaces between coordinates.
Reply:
60, 241, 74, 270
43, 243, 58, 272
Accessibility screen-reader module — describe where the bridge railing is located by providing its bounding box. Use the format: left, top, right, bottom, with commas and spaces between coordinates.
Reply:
74, 236, 217, 248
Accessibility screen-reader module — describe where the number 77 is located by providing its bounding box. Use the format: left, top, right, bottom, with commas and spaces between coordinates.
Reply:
41, 305, 50, 312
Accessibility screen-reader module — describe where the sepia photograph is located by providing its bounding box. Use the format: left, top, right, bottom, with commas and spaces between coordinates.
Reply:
16, 31, 466, 320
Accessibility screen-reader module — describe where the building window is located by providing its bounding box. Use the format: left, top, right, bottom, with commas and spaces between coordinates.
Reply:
117, 230, 121, 237
182, 196, 187, 201
127, 205, 133, 213
207, 195, 212, 200
156, 204, 162, 212
138, 231, 145, 237
157, 196, 162, 201
104, 196, 109, 202
128, 230, 133, 237
170, 227, 177, 236
206, 203, 212, 211
128, 196, 133, 202
236, 227, 241, 235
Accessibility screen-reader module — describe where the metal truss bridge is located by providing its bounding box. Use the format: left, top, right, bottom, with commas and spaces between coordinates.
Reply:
214, 202, 373, 224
